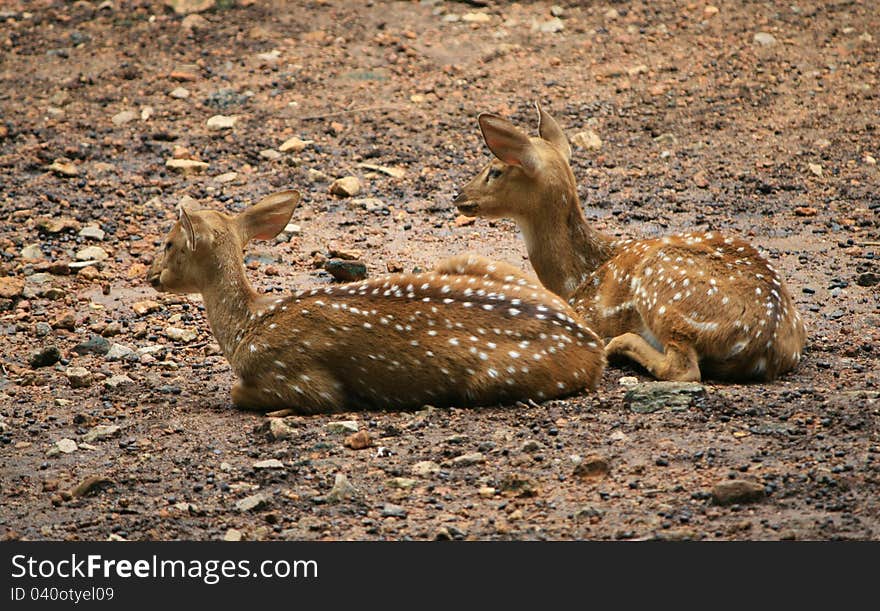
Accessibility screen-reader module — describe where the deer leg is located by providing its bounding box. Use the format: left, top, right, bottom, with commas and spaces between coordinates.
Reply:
605, 333, 701, 382
232, 369, 346, 413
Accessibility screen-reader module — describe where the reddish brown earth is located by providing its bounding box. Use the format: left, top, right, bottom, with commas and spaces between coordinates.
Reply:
0, 0, 878, 541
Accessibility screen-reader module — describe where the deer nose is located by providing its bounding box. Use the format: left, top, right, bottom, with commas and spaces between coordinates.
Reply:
147, 272, 161, 288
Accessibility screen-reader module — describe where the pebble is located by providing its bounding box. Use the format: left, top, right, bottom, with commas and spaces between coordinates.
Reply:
65, 366, 93, 388
653, 132, 678, 146
704, 5, 719, 17
452, 452, 485, 467
358, 163, 406, 178
105, 343, 135, 361
536, 17, 564, 33
856, 272, 879, 287
618, 376, 639, 386
461, 12, 491, 23
411, 460, 440, 477
324, 259, 367, 282
794, 206, 818, 217
83, 424, 121, 443
181, 13, 209, 30
37, 217, 81, 233
214, 171, 239, 183
29, 346, 61, 368
253, 459, 285, 469
354, 198, 387, 213
168, 87, 190, 99
479, 486, 496, 498
807, 163, 823, 177
454, 215, 476, 227
132, 300, 161, 316
56, 438, 78, 454
206, 115, 238, 130
267, 418, 293, 440
753, 32, 777, 46
329, 176, 362, 197
308, 168, 330, 183
279, 137, 313, 153
520, 440, 544, 453
166, 159, 209, 173
711, 480, 766, 505
78, 224, 105, 241
223, 528, 243, 542
343, 430, 373, 450
236, 493, 269, 512
281, 223, 301, 238
34, 322, 52, 337
48, 159, 79, 177
20, 244, 44, 260
111, 110, 138, 126
52, 312, 77, 331
326, 420, 359, 434
165, 326, 197, 342
165, 0, 216, 15
0, 277, 25, 298
388, 477, 417, 489
76, 246, 108, 262
624, 381, 706, 413
324, 473, 360, 503
550, 5, 564, 17
381, 503, 407, 518
572, 454, 610, 481
104, 374, 134, 389
570, 130, 602, 150
74, 335, 110, 356
259, 149, 282, 160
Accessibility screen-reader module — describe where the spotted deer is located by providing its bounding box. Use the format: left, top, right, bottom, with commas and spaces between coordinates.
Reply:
453, 104, 806, 382
146, 190, 605, 413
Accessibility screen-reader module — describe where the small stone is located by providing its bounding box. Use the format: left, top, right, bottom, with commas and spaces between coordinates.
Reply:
500, 473, 539, 498
536, 17, 564, 33
132, 300, 160, 316
324, 259, 367, 282
52, 312, 77, 331
856, 272, 880, 287
354, 198, 387, 213
105, 343, 135, 361
520, 440, 544, 453
73, 335, 110, 356
36, 217, 81, 234
343, 430, 373, 450
570, 130, 602, 150
381, 503, 407, 518
206, 115, 238, 130
279, 137, 313, 153
753, 32, 777, 46
704, 6, 719, 17
411, 460, 440, 477
259, 149, 282, 161
165, 326, 197, 342
693, 170, 710, 188
653, 132, 678, 146
164, 0, 215, 15
236, 492, 269, 512
65, 366, 93, 388
180, 13, 208, 30
169, 87, 190, 99
807, 162, 823, 177
572, 454, 610, 481
35, 322, 52, 337
165, 159, 208, 174
76, 246, 109, 262
56, 438, 78, 453
83, 424, 121, 443
111, 110, 138, 126
281, 223, 301, 238
479, 486, 496, 498
452, 452, 485, 467
461, 12, 491, 23
48, 159, 79, 177
256, 49, 281, 64
0, 277, 25, 298
329, 176, 362, 197
20, 244, 44, 260
254, 459, 285, 469
323, 473, 361, 503
618, 376, 639, 387
223, 528, 243, 542
388, 477, 417, 489
794, 206, 818, 217
865, 155, 877, 165
357, 163, 405, 179
454, 215, 476, 227
711, 480, 766, 506
325, 420, 359, 434
214, 171, 239, 183
78, 225, 105, 241
624, 381, 706, 413
104, 374, 134, 389
550, 5, 564, 17
266, 418, 293, 440
29, 346, 61, 368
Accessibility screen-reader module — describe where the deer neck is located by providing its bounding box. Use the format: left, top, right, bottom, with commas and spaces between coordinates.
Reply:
198, 253, 260, 361
517, 186, 614, 300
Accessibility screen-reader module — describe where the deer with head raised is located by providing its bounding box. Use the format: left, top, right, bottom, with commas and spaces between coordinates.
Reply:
453, 103, 806, 382
146, 190, 605, 413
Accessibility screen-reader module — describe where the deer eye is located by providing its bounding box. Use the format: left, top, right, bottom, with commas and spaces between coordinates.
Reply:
487, 167, 503, 180
164, 241, 172, 252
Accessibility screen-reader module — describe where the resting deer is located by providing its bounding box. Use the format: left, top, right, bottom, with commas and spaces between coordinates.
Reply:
146, 190, 605, 413
453, 104, 806, 382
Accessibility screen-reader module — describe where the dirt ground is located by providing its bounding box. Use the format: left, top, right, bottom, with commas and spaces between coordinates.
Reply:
1, 0, 878, 541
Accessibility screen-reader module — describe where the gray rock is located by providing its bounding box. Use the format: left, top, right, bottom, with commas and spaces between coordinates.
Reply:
324, 259, 367, 282
381, 503, 407, 518
236, 493, 269, 512
56, 438, 78, 453
411, 460, 440, 477
223, 528, 243, 542
537, 17, 564, 33
624, 381, 706, 413
253, 459, 285, 469
570, 130, 603, 150
452, 452, 485, 467
753, 32, 777, 46
111, 110, 138, 125
169, 87, 190, 99
711, 480, 766, 506
20, 244, 44, 260
323, 473, 361, 503
267, 418, 293, 440
353, 198, 387, 213
73, 334, 111, 356
65, 366, 93, 388
165, 326, 197, 342
104, 374, 134, 389
329, 176, 362, 197
572, 454, 610, 480
279, 137, 313, 153
259, 149, 282, 161
34, 322, 52, 337
29, 346, 61, 368
520, 440, 544, 453
206, 114, 238, 130
83, 424, 121, 443
78, 224, 105, 241
76, 246, 109, 261
105, 343, 136, 361
325, 420, 359, 434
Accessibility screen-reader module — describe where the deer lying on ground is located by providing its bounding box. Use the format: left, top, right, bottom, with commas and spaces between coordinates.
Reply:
147, 190, 605, 413
454, 104, 806, 382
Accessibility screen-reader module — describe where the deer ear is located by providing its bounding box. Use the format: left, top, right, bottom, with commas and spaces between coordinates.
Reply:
237, 190, 301, 243
478, 113, 542, 176
535, 101, 572, 162
178, 206, 197, 252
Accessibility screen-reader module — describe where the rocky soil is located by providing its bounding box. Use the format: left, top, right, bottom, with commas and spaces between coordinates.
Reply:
0, 0, 878, 541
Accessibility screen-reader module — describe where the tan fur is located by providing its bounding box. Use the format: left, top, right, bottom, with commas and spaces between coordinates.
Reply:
147, 190, 605, 413
454, 104, 806, 382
